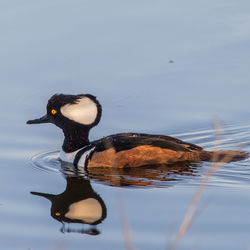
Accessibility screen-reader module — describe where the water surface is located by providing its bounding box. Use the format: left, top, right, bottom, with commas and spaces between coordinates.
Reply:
1, 1, 250, 249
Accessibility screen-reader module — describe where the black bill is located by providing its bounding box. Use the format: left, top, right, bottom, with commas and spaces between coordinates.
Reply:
30, 191, 54, 201
26, 115, 51, 124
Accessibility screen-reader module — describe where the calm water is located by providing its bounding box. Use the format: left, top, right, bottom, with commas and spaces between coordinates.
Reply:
1, 1, 250, 249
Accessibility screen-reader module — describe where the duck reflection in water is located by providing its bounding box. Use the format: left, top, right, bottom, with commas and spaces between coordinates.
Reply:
64, 160, 201, 188
31, 169, 107, 235
31, 158, 200, 235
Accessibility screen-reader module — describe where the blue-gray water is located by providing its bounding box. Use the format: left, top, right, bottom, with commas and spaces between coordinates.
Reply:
1, 1, 250, 249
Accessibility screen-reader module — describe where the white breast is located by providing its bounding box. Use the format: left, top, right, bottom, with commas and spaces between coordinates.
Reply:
60, 149, 81, 164
60, 146, 96, 167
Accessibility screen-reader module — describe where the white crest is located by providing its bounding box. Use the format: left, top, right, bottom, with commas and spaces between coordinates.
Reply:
65, 198, 102, 223
60, 97, 98, 125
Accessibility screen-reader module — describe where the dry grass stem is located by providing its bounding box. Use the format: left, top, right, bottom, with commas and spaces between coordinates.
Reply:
116, 192, 135, 250
169, 118, 234, 250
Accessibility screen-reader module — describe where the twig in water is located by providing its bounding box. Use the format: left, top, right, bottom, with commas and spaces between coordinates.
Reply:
169, 117, 234, 250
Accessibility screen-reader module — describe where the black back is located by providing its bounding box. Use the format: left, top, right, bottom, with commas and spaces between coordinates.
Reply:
91, 133, 202, 153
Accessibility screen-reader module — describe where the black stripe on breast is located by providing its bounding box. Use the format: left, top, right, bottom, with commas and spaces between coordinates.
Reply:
73, 145, 95, 167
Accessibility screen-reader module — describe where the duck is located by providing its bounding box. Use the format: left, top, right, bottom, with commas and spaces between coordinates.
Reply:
27, 93, 248, 168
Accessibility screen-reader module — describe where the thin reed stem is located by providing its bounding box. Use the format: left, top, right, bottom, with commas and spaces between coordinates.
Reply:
169, 117, 234, 250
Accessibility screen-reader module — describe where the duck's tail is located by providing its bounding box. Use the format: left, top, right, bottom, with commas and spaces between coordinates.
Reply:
199, 150, 248, 163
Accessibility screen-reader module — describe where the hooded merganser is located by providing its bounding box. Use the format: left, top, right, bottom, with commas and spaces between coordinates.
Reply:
27, 94, 248, 168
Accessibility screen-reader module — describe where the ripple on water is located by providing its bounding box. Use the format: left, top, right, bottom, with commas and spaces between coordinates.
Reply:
31, 150, 61, 174
30, 123, 250, 188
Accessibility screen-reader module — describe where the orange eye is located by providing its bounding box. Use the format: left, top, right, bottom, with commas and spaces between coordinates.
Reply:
51, 109, 57, 115
55, 212, 61, 216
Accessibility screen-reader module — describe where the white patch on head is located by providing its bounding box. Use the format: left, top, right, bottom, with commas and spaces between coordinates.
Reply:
60, 97, 98, 125
65, 198, 102, 224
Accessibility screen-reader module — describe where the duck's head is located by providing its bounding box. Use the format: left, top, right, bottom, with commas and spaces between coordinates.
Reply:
27, 94, 102, 152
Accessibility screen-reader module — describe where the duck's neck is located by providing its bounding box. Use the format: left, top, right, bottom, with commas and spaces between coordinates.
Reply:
62, 127, 90, 153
